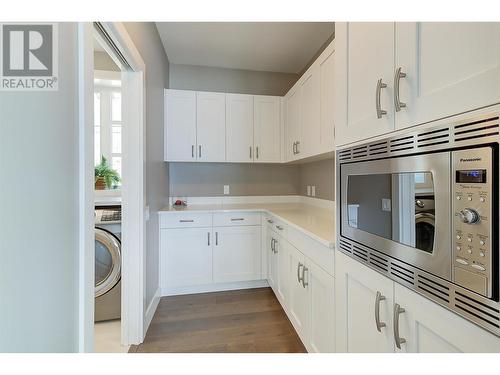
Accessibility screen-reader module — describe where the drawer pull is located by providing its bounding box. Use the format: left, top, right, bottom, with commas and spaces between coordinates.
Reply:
276, 225, 283, 231
179, 219, 194, 223
267, 219, 274, 224
231, 218, 245, 221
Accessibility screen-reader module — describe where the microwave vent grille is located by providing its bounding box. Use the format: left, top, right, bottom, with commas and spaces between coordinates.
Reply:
337, 236, 500, 337
417, 274, 450, 303
337, 112, 500, 163
453, 116, 500, 143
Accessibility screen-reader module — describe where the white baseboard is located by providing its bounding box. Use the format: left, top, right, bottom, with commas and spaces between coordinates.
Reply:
162, 279, 269, 297
143, 287, 161, 336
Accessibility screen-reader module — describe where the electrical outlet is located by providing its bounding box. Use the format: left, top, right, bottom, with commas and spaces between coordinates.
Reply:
311, 186, 316, 197
382, 198, 392, 212
224, 185, 230, 195
307, 185, 311, 196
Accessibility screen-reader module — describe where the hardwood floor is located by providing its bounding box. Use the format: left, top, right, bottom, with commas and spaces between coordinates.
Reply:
129, 287, 306, 353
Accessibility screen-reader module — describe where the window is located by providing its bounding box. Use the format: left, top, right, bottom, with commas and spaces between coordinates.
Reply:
94, 77, 122, 189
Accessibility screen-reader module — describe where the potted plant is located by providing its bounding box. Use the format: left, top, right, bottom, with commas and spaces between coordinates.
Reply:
95, 156, 121, 190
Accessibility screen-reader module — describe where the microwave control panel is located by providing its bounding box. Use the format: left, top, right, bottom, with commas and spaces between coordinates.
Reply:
452, 147, 493, 298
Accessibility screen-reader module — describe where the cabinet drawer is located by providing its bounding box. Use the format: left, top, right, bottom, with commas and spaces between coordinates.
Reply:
160, 212, 213, 228
287, 226, 334, 276
265, 216, 287, 236
213, 212, 261, 227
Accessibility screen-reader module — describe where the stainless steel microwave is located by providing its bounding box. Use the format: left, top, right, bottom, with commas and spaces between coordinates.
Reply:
336, 112, 500, 336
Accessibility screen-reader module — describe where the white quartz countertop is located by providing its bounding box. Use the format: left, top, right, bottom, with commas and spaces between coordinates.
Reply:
160, 202, 335, 249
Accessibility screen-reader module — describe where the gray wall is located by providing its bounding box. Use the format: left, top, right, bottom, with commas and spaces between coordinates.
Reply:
299, 158, 335, 201
169, 158, 335, 201
169, 63, 299, 96
169, 163, 300, 197
0, 23, 78, 352
124, 23, 170, 313
94, 51, 120, 71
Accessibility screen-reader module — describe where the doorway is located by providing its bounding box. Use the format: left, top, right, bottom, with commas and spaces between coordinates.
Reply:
78, 22, 146, 352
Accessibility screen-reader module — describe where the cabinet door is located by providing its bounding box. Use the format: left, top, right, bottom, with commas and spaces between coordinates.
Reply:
196, 91, 226, 162
394, 284, 500, 353
226, 94, 254, 162
285, 87, 301, 161
213, 226, 261, 283
396, 22, 500, 130
274, 235, 289, 304
307, 260, 335, 353
161, 228, 212, 289
288, 245, 310, 342
337, 23, 395, 145
165, 89, 197, 161
299, 65, 321, 158
335, 251, 394, 352
253, 95, 281, 162
266, 230, 277, 290
318, 42, 335, 153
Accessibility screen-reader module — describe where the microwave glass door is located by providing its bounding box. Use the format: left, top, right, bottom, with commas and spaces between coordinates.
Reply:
341, 151, 452, 280
347, 172, 434, 253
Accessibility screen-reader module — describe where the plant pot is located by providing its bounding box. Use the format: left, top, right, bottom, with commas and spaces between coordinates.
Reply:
95, 177, 106, 190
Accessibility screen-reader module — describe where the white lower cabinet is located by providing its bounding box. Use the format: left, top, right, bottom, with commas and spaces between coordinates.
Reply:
394, 284, 500, 353
212, 226, 261, 283
335, 251, 394, 353
161, 227, 213, 289
275, 234, 289, 305
336, 251, 500, 353
288, 245, 310, 341
266, 227, 277, 290
308, 260, 335, 353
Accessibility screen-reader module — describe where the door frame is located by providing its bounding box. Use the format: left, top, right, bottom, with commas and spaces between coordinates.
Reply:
77, 22, 146, 352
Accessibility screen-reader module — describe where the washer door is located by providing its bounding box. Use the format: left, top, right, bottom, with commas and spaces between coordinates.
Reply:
415, 212, 435, 254
95, 227, 121, 298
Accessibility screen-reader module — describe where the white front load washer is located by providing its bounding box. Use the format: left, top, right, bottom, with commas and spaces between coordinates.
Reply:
94, 205, 121, 322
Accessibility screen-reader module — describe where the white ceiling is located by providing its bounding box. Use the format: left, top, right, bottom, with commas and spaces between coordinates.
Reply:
156, 22, 334, 74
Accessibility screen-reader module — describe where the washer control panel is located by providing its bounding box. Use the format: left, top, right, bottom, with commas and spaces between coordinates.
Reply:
452, 147, 493, 297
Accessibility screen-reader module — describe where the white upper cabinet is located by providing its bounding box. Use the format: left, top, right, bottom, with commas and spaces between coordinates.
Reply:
336, 22, 395, 146
395, 22, 500, 130
318, 42, 336, 153
299, 64, 321, 158
285, 87, 301, 161
165, 89, 197, 161
196, 91, 226, 162
253, 95, 281, 162
226, 93, 255, 162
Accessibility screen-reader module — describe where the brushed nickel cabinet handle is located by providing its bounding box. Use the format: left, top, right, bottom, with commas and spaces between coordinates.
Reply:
207, 232, 210, 246
198, 145, 202, 158
215, 231, 218, 246
375, 291, 387, 332
297, 262, 304, 283
276, 225, 283, 231
293, 142, 297, 155
394, 67, 407, 112
256, 146, 259, 159
249, 146, 252, 159
230, 218, 244, 221
393, 303, 406, 349
191, 145, 195, 158
376, 78, 388, 119
267, 219, 274, 224
271, 238, 275, 253
274, 239, 278, 254
179, 219, 194, 223
302, 266, 308, 288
